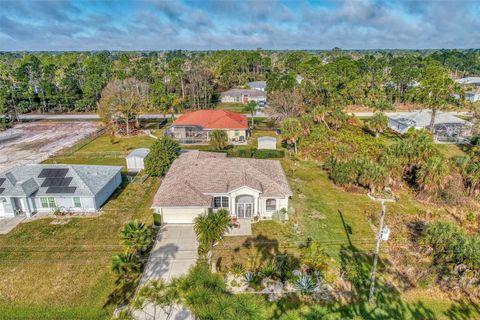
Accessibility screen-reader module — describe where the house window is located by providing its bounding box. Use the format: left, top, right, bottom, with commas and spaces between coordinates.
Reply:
41, 197, 56, 209
235, 130, 240, 136
73, 197, 82, 208
213, 196, 229, 209
266, 199, 276, 211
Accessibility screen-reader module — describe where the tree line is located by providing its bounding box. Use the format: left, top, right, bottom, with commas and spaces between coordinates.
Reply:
0, 49, 479, 125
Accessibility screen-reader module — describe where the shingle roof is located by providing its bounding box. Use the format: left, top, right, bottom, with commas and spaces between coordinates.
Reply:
455, 77, 480, 85
126, 148, 150, 159
388, 109, 470, 127
173, 110, 248, 129
248, 81, 267, 90
0, 164, 122, 197
220, 88, 266, 98
152, 151, 292, 207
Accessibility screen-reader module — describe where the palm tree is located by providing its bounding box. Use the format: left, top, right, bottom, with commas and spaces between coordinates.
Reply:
194, 209, 230, 261
365, 112, 388, 138
358, 161, 388, 193
133, 279, 180, 320
312, 105, 329, 127
281, 117, 303, 154
120, 220, 152, 254
417, 155, 449, 193
243, 101, 257, 128
210, 129, 228, 150
111, 251, 142, 279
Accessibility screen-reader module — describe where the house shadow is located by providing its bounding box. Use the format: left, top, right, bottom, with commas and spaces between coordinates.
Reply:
328, 245, 436, 320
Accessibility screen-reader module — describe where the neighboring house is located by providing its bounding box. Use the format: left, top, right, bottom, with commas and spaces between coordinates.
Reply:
466, 91, 480, 102
257, 136, 277, 150
248, 81, 267, 92
220, 88, 266, 105
455, 77, 480, 102
0, 164, 122, 218
151, 151, 292, 223
388, 109, 473, 143
165, 110, 249, 144
126, 148, 150, 172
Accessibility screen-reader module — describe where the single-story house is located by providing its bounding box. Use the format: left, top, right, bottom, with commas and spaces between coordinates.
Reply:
0, 164, 122, 218
151, 151, 292, 223
126, 148, 150, 172
257, 136, 277, 150
455, 77, 480, 86
455, 77, 480, 102
165, 110, 249, 144
220, 88, 266, 105
248, 81, 267, 92
466, 91, 480, 102
388, 109, 473, 143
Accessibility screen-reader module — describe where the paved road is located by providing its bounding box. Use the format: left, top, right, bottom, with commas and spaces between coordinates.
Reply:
135, 224, 197, 320
350, 111, 472, 117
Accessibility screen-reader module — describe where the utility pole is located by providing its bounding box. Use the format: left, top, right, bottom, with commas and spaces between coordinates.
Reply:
368, 200, 386, 305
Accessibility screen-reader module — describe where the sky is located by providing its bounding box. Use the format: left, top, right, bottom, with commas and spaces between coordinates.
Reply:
1, 0, 479, 51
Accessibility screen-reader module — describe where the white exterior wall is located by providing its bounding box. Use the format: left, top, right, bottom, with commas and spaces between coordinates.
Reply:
155, 207, 208, 223
0, 197, 15, 217
258, 197, 289, 218
126, 156, 146, 172
33, 196, 97, 213
226, 129, 248, 142
94, 171, 122, 209
258, 138, 276, 150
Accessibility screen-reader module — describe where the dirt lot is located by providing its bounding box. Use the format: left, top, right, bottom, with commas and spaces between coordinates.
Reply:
0, 121, 99, 172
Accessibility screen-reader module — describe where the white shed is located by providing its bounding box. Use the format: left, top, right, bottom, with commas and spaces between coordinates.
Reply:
257, 136, 277, 150
126, 148, 150, 172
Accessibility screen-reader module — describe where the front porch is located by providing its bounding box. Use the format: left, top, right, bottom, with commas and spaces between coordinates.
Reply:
226, 218, 252, 236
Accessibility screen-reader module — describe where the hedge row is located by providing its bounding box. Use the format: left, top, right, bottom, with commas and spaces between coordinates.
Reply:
226, 148, 285, 159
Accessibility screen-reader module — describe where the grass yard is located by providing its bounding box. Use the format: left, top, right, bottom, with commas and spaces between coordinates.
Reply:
215, 102, 245, 113
0, 177, 161, 319
212, 158, 473, 319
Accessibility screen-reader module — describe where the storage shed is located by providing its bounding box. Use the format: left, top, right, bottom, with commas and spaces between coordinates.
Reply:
126, 148, 150, 172
257, 136, 277, 150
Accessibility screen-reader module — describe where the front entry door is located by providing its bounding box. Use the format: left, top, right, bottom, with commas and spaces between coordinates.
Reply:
236, 203, 252, 218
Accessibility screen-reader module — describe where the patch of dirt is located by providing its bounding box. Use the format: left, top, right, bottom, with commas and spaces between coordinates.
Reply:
0, 121, 99, 172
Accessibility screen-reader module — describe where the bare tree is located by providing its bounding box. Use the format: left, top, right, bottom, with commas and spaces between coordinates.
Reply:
97, 77, 150, 135
265, 89, 305, 122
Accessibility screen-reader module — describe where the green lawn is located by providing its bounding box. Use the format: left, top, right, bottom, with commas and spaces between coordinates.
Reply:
212, 158, 474, 319
0, 177, 161, 319
215, 102, 245, 113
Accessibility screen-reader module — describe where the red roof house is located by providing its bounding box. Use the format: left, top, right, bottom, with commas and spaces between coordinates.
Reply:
173, 110, 248, 129
167, 110, 249, 144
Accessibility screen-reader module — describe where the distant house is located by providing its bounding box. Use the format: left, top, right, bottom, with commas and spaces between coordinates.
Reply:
126, 148, 150, 172
220, 88, 266, 105
151, 151, 292, 223
257, 136, 276, 150
0, 164, 122, 218
455, 77, 480, 102
248, 81, 267, 92
166, 110, 249, 145
387, 109, 473, 143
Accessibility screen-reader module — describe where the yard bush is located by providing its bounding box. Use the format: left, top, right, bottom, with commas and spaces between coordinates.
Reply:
253, 149, 285, 159
153, 212, 162, 226
227, 148, 254, 158
144, 137, 180, 176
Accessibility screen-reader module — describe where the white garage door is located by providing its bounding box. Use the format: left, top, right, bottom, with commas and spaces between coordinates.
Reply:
0, 203, 5, 217
160, 207, 205, 224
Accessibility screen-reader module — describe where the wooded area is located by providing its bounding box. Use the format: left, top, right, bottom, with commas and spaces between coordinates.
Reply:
0, 49, 479, 123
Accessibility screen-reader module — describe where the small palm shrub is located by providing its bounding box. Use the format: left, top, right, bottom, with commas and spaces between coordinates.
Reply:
260, 263, 277, 278
111, 251, 142, 279
243, 271, 255, 284
231, 262, 245, 276
294, 274, 316, 294
120, 220, 152, 253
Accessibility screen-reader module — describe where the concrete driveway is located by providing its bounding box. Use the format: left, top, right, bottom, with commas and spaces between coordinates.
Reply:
141, 224, 198, 282
135, 224, 197, 320
0, 216, 26, 235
